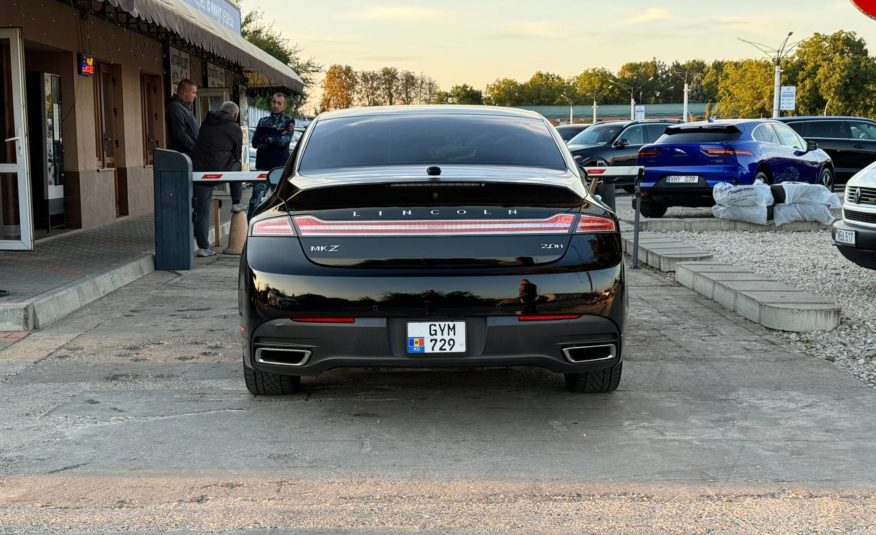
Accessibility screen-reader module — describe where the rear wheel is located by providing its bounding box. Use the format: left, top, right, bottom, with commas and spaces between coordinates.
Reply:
244, 364, 301, 395
754, 170, 771, 184
565, 363, 622, 393
639, 199, 667, 218
819, 167, 834, 190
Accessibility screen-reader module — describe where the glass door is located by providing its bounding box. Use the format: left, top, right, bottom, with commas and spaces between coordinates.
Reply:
0, 28, 32, 250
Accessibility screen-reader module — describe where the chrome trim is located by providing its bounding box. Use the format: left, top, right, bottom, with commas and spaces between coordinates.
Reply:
255, 347, 312, 367
562, 344, 617, 363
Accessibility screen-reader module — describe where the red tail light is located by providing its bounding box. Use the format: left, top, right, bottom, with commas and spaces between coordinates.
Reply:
638, 147, 661, 158
702, 148, 753, 157
519, 314, 580, 322
292, 317, 356, 324
576, 215, 617, 233
251, 217, 296, 236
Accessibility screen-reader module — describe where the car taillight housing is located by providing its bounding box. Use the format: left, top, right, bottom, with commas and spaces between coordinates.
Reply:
250, 217, 296, 236
638, 147, 661, 158
576, 215, 617, 233
702, 147, 753, 157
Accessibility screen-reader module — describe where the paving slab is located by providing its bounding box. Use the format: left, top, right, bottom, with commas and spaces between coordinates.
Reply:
621, 235, 713, 272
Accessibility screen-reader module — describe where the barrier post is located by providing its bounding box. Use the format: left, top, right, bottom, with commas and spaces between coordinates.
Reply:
153, 149, 193, 270
632, 167, 644, 269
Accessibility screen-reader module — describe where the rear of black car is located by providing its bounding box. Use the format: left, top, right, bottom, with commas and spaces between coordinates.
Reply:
239, 108, 626, 394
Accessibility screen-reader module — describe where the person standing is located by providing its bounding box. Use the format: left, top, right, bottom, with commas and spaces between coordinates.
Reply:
165, 79, 199, 157
249, 92, 295, 218
190, 102, 242, 257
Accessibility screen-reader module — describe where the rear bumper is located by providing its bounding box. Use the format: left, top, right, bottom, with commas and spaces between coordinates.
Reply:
245, 315, 623, 375
834, 219, 876, 270
640, 167, 745, 207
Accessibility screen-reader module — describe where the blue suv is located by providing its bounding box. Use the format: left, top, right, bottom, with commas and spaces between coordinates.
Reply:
636, 119, 834, 218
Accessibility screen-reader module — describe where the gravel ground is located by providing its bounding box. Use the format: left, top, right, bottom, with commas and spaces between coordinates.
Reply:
662, 227, 876, 389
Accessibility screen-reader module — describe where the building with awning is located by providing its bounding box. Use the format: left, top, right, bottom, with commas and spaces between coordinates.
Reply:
1, 0, 302, 250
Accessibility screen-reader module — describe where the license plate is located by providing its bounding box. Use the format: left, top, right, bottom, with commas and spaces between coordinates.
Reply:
665, 175, 699, 184
407, 321, 466, 354
835, 229, 856, 246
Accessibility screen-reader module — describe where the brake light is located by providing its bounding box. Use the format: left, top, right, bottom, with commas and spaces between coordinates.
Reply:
519, 314, 580, 322
251, 217, 296, 236
638, 148, 661, 158
292, 317, 356, 324
702, 148, 753, 157
576, 215, 617, 233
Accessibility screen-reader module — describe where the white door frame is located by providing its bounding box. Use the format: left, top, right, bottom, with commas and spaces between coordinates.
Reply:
0, 28, 32, 251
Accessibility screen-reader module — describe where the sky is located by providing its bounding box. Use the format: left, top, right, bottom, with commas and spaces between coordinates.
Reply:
248, 0, 876, 109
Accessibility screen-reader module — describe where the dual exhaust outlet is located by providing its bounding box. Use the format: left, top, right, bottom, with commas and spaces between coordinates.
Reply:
562, 343, 616, 363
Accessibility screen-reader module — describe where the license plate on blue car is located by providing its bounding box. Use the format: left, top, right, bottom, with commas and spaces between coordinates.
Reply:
665, 176, 699, 184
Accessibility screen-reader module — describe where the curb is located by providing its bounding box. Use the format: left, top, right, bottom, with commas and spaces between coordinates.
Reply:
621, 231, 713, 272
620, 216, 830, 233
675, 262, 840, 332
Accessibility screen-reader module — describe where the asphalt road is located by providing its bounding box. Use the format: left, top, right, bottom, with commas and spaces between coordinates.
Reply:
1, 256, 875, 534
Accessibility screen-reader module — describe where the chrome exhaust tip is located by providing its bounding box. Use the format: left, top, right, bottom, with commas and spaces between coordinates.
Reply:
562, 344, 616, 363
254, 347, 312, 367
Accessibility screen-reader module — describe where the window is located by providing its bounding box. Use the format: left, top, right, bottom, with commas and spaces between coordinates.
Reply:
568, 123, 623, 145
753, 124, 780, 144
298, 114, 568, 172
773, 122, 805, 150
645, 124, 670, 142
797, 121, 846, 138
94, 63, 118, 168
847, 120, 876, 140
657, 129, 741, 144
618, 126, 645, 146
140, 73, 162, 166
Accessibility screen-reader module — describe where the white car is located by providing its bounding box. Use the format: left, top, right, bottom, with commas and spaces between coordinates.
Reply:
833, 161, 876, 269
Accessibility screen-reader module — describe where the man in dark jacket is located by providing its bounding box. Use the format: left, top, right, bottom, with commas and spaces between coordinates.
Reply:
248, 92, 295, 217
166, 79, 199, 157
190, 101, 242, 257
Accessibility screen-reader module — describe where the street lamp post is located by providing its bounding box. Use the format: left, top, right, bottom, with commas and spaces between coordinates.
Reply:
739, 32, 799, 118
606, 79, 635, 120
560, 93, 574, 124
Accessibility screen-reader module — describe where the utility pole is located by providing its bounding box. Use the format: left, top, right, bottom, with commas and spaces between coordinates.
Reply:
560, 93, 574, 124
592, 97, 597, 124
738, 32, 799, 118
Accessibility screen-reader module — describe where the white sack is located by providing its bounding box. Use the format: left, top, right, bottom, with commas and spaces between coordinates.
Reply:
779, 183, 841, 208
773, 203, 836, 226
711, 204, 769, 225
712, 182, 774, 207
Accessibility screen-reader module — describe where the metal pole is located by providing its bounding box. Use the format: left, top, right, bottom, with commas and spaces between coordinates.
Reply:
630, 91, 635, 121
772, 62, 782, 118
592, 98, 597, 124
682, 82, 689, 122
631, 168, 644, 269
569, 103, 574, 125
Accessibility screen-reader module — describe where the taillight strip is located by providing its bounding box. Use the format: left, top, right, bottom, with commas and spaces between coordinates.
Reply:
251, 217, 296, 236
293, 214, 576, 236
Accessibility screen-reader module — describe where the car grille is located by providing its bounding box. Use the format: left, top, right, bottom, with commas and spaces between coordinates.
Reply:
846, 186, 876, 206
844, 208, 876, 225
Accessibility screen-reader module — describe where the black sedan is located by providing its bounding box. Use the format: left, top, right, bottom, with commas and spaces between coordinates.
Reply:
239, 106, 626, 394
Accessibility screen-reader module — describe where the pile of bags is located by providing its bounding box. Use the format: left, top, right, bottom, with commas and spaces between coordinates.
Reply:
711, 181, 840, 226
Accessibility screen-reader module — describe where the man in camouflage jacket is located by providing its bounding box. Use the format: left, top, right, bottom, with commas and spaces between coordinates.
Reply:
249, 93, 295, 217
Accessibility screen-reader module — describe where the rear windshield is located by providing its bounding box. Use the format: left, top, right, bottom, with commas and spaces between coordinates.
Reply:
656, 129, 741, 143
568, 124, 623, 145
298, 114, 567, 171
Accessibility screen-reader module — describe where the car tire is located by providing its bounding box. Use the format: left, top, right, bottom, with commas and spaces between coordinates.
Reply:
754, 170, 771, 184
244, 364, 301, 395
639, 199, 667, 218
564, 363, 622, 393
819, 167, 835, 191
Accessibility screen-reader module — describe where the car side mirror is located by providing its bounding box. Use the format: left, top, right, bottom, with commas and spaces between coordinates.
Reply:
614, 138, 628, 148
267, 167, 284, 186
806, 140, 818, 152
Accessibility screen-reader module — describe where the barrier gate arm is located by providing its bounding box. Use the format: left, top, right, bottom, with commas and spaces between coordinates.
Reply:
192, 171, 268, 183
580, 166, 644, 270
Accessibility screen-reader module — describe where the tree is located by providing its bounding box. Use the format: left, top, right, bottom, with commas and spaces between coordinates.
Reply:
570, 68, 622, 104
789, 31, 876, 116
356, 70, 383, 106
485, 78, 525, 106
379, 67, 399, 106
397, 71, 420, 105
437, 84, 483, 105
418, 76, 441, 104
716, 59, 773, 117
320, 64, 357, 111
241, 9, 322, 112
617, 59, 665, 104
524, 71, 569, 105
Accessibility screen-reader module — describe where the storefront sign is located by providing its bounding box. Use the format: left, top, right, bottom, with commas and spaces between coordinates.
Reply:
207, 63, 226, 88
850, 0, 876, 19
169, 47, 190, 90
184, 0, 242, 33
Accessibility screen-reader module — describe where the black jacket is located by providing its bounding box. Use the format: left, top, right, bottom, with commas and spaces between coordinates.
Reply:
165, 95, 199, 156
252, 113, 295, 170
191, 111, 242, 172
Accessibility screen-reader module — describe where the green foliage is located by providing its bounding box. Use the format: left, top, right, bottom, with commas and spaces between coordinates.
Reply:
717, 59, 774, 117
441, 84, 484, 105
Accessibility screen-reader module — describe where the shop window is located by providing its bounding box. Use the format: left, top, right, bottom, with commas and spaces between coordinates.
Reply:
94, 63, 118, 168
141, 73, 162, 166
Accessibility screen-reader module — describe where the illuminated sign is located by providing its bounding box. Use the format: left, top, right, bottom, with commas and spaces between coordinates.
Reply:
78, 54, 95, 76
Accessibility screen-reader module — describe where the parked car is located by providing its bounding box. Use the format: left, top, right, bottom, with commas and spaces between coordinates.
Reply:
636, 119, 834, 218
240, 106, 626, 395
833, 161, 876, 269
567, 119, 681, 168
556, 123, 592, 142
778, 116, 876, 187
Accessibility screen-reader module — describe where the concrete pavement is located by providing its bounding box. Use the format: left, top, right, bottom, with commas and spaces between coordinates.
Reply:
1, 257, 875, 533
